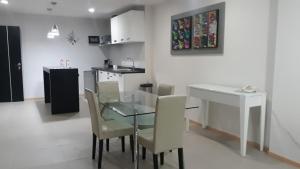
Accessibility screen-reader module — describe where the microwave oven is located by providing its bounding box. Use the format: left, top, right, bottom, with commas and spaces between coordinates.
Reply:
100, 35, 111, 45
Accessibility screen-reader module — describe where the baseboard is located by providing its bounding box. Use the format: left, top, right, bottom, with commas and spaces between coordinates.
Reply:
267, 151, 300, 168
189, 120, 268, 150
25, 94, 85, 101
189, 120, 300, 168
25, 97, 44, 100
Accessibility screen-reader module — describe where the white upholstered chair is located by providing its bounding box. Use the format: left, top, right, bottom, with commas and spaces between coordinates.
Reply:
85, 89, 134, 169
97, 81, 122, 152
138, 95, 187, 169
97, 81, 120, 103
157, 84, 175, 96
140, 83, 176, 153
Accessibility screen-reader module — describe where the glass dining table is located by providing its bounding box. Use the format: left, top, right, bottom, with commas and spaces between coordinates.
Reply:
98, 90, 157, 169
98, 90, 198, 169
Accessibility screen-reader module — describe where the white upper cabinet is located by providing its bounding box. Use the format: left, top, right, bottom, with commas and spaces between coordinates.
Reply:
110, 16, 120, 44
111, 10, 145, 44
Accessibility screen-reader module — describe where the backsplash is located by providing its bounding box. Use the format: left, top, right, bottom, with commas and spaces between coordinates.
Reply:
108, 43, 145, 68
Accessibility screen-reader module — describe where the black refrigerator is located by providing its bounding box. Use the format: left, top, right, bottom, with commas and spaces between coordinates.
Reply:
0, 26, 24, 102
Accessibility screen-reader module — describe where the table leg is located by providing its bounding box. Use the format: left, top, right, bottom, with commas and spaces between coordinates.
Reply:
201, 100, 209, 128
240, 97, 249, 156
185, 111, 190, 132
132, 95, 139, 169
94, 70, 98, 92
260, 95, 266, 151
134, 114, 139, 169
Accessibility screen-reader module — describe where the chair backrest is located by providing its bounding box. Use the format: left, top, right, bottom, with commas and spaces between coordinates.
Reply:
153, 95, 186, 154
157, 84, 175, 96
97, 81, 120, 103
85, 89, 103, 136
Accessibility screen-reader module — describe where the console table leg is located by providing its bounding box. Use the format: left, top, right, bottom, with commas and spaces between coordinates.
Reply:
185, 115, 190, 132
260, 95, 266, 151
201, 100, 209, 128
240, 97, 249, 156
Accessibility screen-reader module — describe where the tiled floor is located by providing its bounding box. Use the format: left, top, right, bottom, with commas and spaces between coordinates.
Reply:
0, 98, 297, 169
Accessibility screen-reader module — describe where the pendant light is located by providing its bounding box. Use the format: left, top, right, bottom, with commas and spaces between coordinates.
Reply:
47, 32, 55, 39
51, 24, 60, 36
47, 2, 60, 39
0, 0, 9, 5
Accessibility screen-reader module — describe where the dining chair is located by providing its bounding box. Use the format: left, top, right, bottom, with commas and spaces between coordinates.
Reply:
97, 81, 120, 103
85, 89, 134, 169
139, 83, 175, 152
97, 81, 121, 152
157, 84, 175, 96
138, 95, 187, 169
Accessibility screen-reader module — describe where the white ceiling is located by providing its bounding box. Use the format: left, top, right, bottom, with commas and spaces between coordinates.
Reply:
0, 0, 165, 18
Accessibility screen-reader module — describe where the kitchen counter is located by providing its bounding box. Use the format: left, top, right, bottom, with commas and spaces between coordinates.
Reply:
87, 65, 146, 92
91, 66, 145, 74
43, 66, 77, 73
43, 67, 79, 114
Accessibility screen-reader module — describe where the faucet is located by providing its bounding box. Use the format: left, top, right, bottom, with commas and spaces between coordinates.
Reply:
127, 57, 135, 70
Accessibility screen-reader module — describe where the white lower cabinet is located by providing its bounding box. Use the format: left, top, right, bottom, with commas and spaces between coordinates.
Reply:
98, 71, 146, 92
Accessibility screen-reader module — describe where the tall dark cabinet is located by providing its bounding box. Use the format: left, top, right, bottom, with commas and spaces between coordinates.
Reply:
0, 26, 24, 102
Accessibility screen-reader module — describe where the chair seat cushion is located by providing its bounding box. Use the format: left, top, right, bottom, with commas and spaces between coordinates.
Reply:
138, 128, 154, 151
101, 120, 133, 139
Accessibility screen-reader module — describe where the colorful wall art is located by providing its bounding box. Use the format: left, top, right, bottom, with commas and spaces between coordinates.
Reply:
171, 16, 192, 50
170, 2, 225, 55
193, 10, 219, 48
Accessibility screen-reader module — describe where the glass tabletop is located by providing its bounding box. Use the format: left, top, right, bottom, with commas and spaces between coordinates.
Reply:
98, 90, 157, 129
99, 90, 157, 117
98, 90, 198, 128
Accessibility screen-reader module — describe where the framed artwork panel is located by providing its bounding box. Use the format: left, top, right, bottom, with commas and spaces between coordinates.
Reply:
171, 16, 192, 50
193, 10, 219, 49
170, 2, 225, 55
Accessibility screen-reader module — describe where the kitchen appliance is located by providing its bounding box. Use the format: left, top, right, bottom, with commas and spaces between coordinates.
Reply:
104, 59, 112, 68
88, 36, 100, 44
100, 35, 111, 45
84, 71, 96, 92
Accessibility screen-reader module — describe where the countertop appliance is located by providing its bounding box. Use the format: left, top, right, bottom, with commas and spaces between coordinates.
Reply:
104, 59, 112, 68
100, 35, 111, 45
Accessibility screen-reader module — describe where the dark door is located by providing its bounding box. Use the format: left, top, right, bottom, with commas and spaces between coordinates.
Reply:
8, 26, 24, 101
0, 26, 12, 102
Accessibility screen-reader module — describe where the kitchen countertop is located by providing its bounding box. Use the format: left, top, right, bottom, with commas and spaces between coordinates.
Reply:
91, 66, 145, 74
43, 67, 78, 73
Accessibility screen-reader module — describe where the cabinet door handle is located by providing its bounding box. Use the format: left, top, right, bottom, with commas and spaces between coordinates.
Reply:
127, 37, 130, 40
17, 63, 22, 70
121, 38, 124, 41
114, 40, 117, 42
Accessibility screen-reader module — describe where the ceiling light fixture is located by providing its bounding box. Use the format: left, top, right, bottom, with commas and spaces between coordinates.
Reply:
46, 1, 60, 39
0, 0, 8, 5
51, 24, 60, 36
47, 32, 55, 39
88, 8, 95, 13
47, 24, 60, 39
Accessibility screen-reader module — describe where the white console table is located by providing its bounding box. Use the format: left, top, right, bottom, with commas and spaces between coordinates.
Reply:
187, 84, 266, 156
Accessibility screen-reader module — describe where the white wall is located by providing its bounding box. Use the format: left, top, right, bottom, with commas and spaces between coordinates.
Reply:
0, 12, 109, 98
149, 0, 271, 143
270, 0, 300, 163
108, 43, 145, 68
